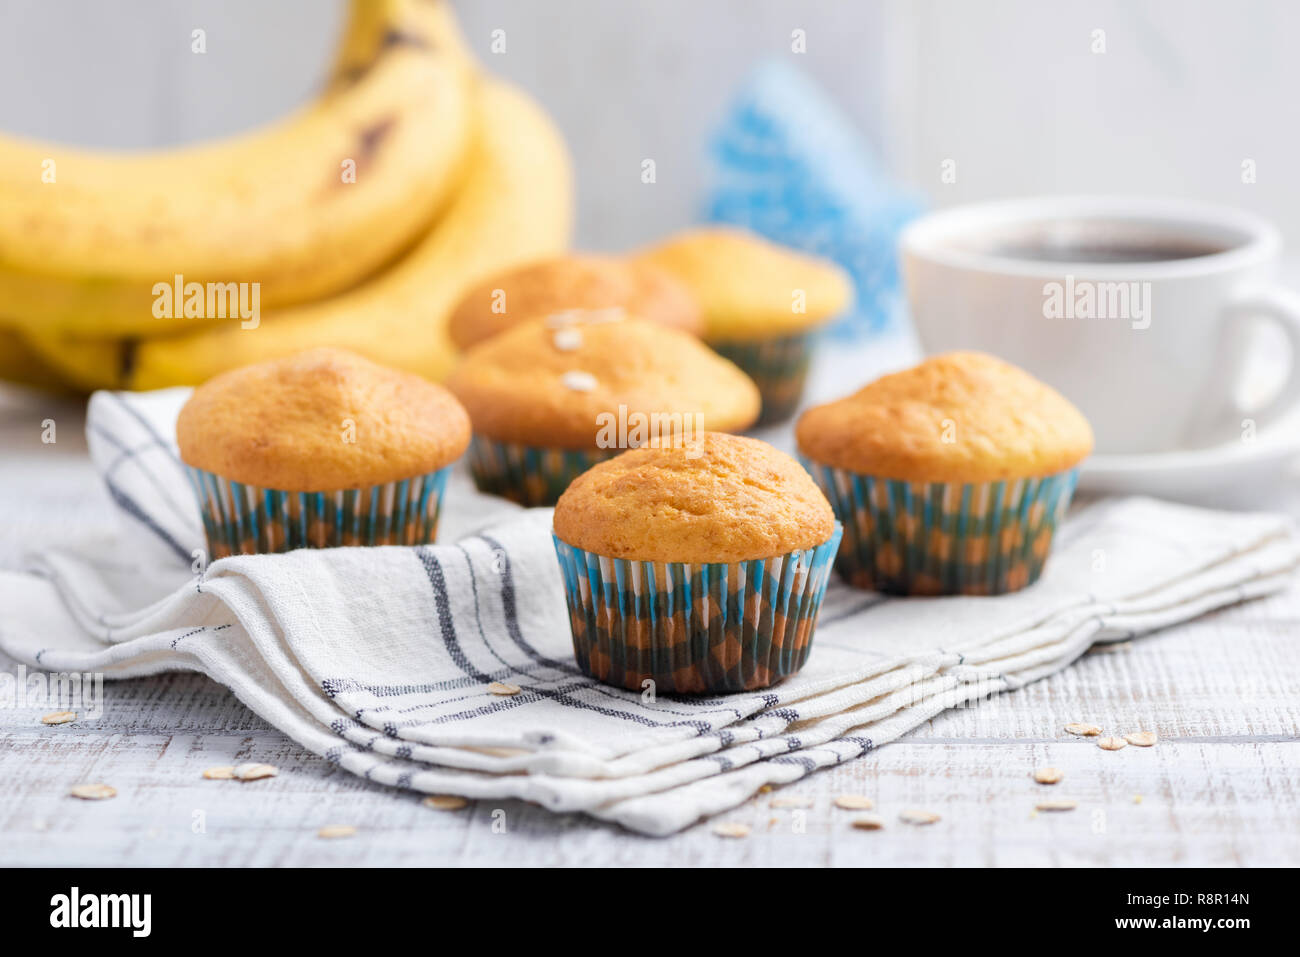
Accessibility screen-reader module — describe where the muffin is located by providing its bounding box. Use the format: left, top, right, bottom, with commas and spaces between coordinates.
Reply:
446, 312, 760, 506
447, 254, 703, 351
796, 352, 1093, 596
637, 226, 853, 424
177, 348, 470, 557
553, 432, 842, 693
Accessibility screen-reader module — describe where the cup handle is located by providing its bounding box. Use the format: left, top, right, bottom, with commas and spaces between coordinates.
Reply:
1189, 285, 1300, 447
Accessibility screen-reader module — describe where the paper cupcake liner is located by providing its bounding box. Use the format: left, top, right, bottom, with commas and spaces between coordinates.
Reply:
467, 435, 617, 507
552, 523, 843, 694
802, 461, 1078, 595
711, 330, 814, 425
186, 466, 451, 558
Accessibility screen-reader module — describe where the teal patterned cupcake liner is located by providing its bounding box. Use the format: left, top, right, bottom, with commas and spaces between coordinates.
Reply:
802, 461, 1079, 595
467, 435, 617, 507
552, 523, 842, 694
186, 466, 451, 558
711, 330, 814, 425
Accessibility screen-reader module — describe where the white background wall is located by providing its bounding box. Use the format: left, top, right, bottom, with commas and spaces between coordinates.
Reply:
0, 0, 1296, 251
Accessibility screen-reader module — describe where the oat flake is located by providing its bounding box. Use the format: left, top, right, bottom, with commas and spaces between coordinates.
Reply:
318, 825, 357, 839
713, 821, 750, 838
69, 783, 117, 800
232, 762, 279, 780
1064, 722, 1102, 737
899, 809, 941, 825
1033, 767, 1064, 785
851, 814, 885, 830
770, 796, 814, 809
561, 371, 598, 392
1035, 799, 1078, 812
545, 309, 581, 328
552, 328, 583, 352
833, 795, 874, 810
41, 711, 76, 725
422, 795, 468, 811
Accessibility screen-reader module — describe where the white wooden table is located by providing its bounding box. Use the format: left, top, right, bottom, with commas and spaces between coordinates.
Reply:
2, 387, 1298, 867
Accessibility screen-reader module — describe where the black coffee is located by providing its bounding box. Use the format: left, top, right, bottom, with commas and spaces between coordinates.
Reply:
965, 222, 1232, 264
987, 240, 1227, 264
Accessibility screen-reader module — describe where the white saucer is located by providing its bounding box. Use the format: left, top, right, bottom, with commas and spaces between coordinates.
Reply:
1079, 414, 1300, 504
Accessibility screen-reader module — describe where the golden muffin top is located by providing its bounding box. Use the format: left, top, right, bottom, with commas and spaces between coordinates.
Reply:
446, 313, 760, 450
554, 432, 836, 563
636, 226, 853, 341
177, 348, 471, 491
447, 254, 702, 350
796, 352, 1094, 483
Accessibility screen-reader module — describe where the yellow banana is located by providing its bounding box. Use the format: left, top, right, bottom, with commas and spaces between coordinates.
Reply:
331, 0, 405, 81
18, 328, 130, 391
0, 0, 400, 396
25, 78, 574, 390
0, 328, 73, 393
0, 0, 474, 337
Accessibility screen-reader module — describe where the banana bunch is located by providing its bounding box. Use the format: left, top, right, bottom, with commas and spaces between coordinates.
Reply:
1, 0, 574, 391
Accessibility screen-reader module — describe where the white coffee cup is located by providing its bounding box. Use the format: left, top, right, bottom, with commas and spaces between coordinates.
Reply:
900, 196, 1300, 455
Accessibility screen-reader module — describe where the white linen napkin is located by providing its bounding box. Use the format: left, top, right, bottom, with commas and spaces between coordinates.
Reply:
1, 389, 1296, 835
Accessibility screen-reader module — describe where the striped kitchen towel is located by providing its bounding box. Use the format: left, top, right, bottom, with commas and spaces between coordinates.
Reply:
0, 389, 1296, 836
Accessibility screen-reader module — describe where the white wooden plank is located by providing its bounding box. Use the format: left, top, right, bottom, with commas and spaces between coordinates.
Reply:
2, 582, 1296, 866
